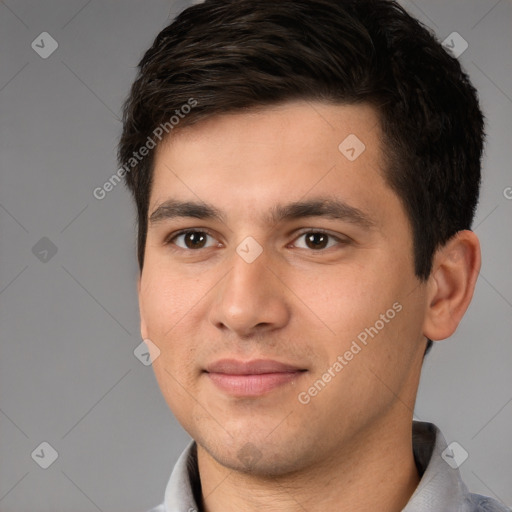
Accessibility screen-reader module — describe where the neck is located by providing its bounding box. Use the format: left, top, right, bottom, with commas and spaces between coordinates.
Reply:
197, 415, 420, 512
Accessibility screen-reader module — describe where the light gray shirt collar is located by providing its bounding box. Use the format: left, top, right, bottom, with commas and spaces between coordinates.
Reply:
150, 421, 509, 512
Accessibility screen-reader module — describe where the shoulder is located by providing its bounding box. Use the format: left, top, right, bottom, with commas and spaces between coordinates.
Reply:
145, 505, 166, 512
466, 493, 511, 512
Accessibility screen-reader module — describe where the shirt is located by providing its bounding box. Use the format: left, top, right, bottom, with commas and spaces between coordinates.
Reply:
147, 421, 510, 512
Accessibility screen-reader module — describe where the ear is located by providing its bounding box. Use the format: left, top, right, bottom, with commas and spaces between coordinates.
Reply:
138, 274, 149, 340
423, 230, 481, 341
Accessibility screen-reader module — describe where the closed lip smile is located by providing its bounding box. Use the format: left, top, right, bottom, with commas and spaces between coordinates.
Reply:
204, 358, 307, 396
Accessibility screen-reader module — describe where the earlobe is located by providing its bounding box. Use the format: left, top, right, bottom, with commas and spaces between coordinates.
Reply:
423, 230, 481, 341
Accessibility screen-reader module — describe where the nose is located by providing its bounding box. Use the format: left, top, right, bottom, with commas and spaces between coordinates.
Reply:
208, 245, 291, 339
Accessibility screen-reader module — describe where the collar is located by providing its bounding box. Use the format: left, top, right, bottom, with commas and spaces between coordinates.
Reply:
159, 421, 494, 512
404, 421, 470, 511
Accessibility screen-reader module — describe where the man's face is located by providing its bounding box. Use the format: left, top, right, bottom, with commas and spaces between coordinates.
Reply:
139, 101, 429, 475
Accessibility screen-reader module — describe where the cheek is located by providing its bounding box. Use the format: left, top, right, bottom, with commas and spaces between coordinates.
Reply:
288, 263, 391, 340
140, 263, 210, 371
142, 270, 203, 417
290, 256, 422, 371
140, 262, 205, 333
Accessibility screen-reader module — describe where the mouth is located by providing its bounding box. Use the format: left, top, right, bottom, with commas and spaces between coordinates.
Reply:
204, 359, 307, 396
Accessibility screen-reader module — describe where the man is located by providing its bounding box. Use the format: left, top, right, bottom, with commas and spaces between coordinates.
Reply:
118, 0, 510, 510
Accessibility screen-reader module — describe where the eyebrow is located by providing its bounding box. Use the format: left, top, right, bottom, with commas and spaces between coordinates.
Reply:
267, 199, 375, 228
149, 200, 225, 224
149, 198, 375, 229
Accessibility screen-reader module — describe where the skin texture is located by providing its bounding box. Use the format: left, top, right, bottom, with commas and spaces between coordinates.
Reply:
138, 101, 481, 512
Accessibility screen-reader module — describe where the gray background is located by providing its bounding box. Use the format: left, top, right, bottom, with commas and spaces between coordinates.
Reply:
0, 0, 511, 511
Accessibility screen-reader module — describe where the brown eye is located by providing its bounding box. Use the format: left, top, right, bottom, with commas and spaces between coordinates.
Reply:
184, 232, 207, 249
170, 230, 217, 250
304, 232, 329, 249
293, 231, 341, 250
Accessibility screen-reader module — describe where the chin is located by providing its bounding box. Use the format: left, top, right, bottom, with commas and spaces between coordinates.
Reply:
200, 434, 315, 478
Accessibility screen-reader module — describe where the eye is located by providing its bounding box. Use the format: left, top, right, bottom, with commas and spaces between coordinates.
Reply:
292, 230, 346, 250
167, 230, 220, 250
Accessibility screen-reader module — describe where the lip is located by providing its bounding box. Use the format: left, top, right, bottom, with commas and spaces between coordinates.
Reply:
204, 358, 307, 396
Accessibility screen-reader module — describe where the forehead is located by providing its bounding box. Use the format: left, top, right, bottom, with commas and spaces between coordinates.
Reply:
148, 101, 398, 226
154, 101, 382, 169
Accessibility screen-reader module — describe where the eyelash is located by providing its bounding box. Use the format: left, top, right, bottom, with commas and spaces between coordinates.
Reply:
164, 228, 349, 252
